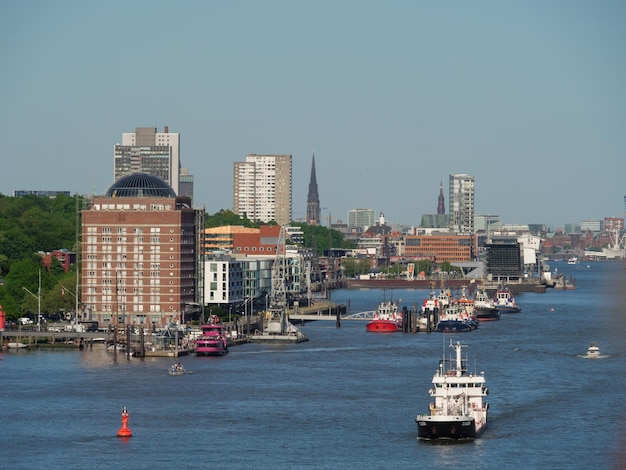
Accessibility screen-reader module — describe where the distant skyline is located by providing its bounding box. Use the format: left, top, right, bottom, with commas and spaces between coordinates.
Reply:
1, 1, 625, 229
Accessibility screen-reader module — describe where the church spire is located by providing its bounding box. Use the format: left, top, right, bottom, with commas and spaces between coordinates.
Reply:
437, 179, 445, 215
306, 150, 321, 225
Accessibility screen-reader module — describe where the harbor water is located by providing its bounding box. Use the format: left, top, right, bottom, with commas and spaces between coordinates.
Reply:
2, 262, 625, 469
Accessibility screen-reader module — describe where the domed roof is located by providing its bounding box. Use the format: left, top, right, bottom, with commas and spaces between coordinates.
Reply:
106, 173, 176, 198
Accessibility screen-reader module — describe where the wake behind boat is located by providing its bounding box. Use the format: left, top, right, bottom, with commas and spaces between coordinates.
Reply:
578, 342, 607, 359
416, 340, 489, 440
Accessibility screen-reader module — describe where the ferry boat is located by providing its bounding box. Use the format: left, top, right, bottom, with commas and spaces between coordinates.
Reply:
195, 315, 228, 356
416, 341, 489, 440
366, 298, 402, 332
472, 287, 500, 321
493, 286, 521, 313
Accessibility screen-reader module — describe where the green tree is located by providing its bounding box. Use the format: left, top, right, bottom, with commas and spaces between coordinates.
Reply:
205, 210, 259, 228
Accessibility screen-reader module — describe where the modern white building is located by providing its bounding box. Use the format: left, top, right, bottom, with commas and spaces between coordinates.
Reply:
474, 214, 502, 232
204, 251, 305, 312
347, 209, 376, 230
449, 174, 475, 234
114, 126, 182, 196
581, 220, 603, 232
233, 154, 292, 226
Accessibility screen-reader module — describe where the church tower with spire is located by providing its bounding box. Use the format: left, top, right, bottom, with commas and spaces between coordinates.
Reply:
437, 179, 446, 215
306, 151, 321, 225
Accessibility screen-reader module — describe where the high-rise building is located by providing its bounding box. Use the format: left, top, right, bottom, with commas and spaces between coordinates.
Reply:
347, 209, 376, 230
233, 154, 292, 226
306, 152, 320, 226
114, 126, 192, 200
81, 173, 203, 328
449, 174, 475, 234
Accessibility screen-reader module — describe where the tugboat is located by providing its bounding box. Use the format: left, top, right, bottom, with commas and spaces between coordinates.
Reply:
473, 287, 500, 321
416, 341, 489, 440
366, 297, 402, 332
493, 285, 521, 313
435, 301, 478, 333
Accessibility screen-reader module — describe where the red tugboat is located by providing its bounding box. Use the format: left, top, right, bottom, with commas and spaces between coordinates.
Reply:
366, 297, 403, 332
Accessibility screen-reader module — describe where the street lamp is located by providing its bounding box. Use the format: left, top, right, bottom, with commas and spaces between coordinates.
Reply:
22, 270, 42, 332
61, 285, 79, 327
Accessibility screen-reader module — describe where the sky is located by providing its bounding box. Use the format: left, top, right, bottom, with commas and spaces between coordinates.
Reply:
1, 0, 625, 230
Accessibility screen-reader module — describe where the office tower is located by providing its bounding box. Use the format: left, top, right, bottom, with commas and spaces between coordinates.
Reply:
347, 209, 376, 230
306, 152, 320, 226
81, 173, 201, 328
233, 154, 292, 226
449, 173, 475, 234
114, 126, 185, 196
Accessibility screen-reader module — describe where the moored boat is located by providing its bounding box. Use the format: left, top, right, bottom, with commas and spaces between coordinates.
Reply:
366, 298, 402, 332
416, 340, 489, 440
195, 315, 228, 356
435, 301, 477, 333
493, 286, 521, 313
473, 287, 500, 321
7, 342, 29, 349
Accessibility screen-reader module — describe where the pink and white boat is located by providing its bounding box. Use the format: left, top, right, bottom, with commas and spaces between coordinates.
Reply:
195, 315, 228, 356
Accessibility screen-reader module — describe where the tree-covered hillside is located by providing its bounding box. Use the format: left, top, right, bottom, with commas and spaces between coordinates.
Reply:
0, 197, 355, 320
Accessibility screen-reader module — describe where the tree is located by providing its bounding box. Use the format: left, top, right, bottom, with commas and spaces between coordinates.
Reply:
205, 210, 258, 228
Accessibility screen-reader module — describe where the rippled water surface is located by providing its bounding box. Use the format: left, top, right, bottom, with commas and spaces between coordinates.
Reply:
2, 262, 625, 469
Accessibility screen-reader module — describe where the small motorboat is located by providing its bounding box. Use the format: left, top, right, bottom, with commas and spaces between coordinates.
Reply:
578, 342, 606, 359
169, 363, 186, 376
586, 343, 600, 357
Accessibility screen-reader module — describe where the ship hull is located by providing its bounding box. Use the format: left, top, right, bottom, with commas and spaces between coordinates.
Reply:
416, 417, 482, 440
435, 320, 474, 333
366, 320, 401, 332
495, 305, 521, 314
195, 340, 227, 356
474, 308, 501, 321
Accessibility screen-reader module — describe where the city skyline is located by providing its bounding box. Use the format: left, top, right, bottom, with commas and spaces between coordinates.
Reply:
1, 1, 625, 229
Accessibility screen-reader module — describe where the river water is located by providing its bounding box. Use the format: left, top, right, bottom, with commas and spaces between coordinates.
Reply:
2, 262, 625, 469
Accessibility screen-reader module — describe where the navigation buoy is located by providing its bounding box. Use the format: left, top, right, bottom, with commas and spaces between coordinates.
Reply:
117, 407, 133, 438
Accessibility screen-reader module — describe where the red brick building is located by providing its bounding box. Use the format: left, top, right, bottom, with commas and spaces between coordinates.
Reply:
39, 249, 76, 272
81, 173, 201, 328
403, 233, 473, 262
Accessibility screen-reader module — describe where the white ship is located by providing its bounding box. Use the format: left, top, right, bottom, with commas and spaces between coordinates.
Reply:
416, 340, 489, 439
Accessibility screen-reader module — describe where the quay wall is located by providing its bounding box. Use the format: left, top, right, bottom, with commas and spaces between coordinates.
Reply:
345, 278, 547, 293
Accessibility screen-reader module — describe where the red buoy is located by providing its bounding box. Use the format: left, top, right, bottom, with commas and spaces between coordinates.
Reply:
117, 407, 133, 438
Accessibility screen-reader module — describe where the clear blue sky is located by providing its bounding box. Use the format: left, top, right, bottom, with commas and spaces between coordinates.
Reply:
2, 1, 624, 229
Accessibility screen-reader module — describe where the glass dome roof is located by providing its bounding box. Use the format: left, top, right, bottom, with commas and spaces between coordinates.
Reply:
106, 173, 176, 198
